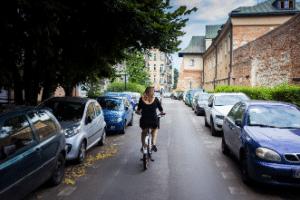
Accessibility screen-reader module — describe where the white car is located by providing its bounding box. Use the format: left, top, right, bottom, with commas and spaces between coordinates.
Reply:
204, 93, 250, 136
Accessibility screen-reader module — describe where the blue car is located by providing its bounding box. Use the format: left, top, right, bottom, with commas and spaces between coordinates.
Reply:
97, 96, 133, 134
222, 100, 300, 186
105, 92, 136, 110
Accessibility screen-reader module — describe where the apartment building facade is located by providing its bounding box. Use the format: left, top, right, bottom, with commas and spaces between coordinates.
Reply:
144, 49, 173, 93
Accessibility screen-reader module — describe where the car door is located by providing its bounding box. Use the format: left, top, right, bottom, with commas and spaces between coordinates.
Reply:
84, 102, 98, 147
27, 110, 60, 181
0, 114, 43, 200
205, 95, 214, 125
224, 103, 241, 152
92, 101, 105, 138
231, 104, 246, 155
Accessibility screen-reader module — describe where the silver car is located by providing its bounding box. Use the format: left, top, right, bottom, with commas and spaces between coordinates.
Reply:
204, 93, 250, 136
38, 97, 106, 163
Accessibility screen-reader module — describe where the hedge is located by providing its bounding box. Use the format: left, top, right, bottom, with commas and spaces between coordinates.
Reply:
209, 83, 300, 107
106, 82, 146, 94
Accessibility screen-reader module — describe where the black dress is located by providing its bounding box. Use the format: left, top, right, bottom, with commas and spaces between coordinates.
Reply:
137, 97, 163, 129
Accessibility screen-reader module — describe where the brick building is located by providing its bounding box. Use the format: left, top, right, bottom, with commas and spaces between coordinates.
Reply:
232, 12, 300, 87
202, 0, 300, 91
177, 36, 205, 91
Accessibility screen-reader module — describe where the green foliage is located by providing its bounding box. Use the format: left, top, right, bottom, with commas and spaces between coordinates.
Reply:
173, 68, 179, 89
125, 50, 150, 85
212, 83, 300, 107
1, 0, 197, 102
106, 82, 146, 94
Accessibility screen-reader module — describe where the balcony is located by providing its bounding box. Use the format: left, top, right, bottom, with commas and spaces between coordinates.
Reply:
160, 70, 166, 74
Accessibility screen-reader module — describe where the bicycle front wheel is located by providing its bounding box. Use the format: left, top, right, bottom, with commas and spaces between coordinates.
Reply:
143, 153, 148, 170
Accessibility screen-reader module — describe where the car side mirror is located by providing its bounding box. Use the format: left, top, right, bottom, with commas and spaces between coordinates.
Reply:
2, 144, 17, 158
126, 107, 128, 111
208, 102, 212, 107
86, 116, 93, 124
235, 120, 242, 127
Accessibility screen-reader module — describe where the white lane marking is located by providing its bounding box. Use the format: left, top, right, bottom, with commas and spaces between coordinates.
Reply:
58, 187, 77, 196
215, 161, 228, 167
206, 145, 218, 148
210, 152, 221, 156
229, 187, 247, 194
203, 141, 214, 144
221, 172, 236, 179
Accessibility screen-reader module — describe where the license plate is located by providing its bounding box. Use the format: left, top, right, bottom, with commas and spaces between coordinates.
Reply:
292, 169, 300, 178
110, 126, 115, 129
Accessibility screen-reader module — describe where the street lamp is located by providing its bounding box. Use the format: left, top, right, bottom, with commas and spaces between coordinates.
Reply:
190, 81, 192, 89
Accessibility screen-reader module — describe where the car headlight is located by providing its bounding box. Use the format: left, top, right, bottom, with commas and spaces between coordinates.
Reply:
256, 147, 281, 162
216, 115, 225, 120
111, 118, 123, 122
64, 125, 81, 138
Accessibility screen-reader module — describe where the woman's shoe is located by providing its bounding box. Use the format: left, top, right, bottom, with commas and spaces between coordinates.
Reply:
151, 144, 157, 152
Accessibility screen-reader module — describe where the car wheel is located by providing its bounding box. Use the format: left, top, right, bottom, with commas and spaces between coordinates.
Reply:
120, 122, 126, 134
128, 114, 133, 126
204, 114, 209, 127
211, 117, 218, 136
49, 153, 65, 186
76, 141, 86, 164
98, 129, 106, 146
241, 153, 252, 185
222, 136, 230, 155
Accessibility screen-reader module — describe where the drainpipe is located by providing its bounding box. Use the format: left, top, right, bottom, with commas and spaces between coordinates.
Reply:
202, 56, 205, 88
212, 43, 218, 90
229, 18, 233, 85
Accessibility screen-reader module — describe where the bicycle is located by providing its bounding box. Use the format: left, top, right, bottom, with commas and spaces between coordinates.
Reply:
141, 113, 165, 170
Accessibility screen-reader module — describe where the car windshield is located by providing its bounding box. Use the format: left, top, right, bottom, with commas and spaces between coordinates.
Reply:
97, 98, 125, 111
247, 105, 300, 129
39, 101, 85, 121
214, 95, 249, 106
198, 94, 211, 101
190, 89, 205, 96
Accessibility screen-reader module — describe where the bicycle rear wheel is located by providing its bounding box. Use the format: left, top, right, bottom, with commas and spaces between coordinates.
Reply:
143, 153, 148, 170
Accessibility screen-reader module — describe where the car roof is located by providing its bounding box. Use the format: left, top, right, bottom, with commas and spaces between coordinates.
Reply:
42, 97, 90, 104
0, 105, 48, 117
212, 92, 246, 96
243, 100, 297, 107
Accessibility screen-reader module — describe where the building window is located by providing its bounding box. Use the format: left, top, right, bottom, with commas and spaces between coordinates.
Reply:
190, 60, 194, 66
225, 40, 228, 56
148, 64, 151, 71
154, 75, 156, 82
160, 53, 164, 60
160, 64, 164, 72
160, 75, 164, 84
154, 64, 156, 71
280, 1, 294, 9
148, 55, 152, 61
154, 53, 156, 60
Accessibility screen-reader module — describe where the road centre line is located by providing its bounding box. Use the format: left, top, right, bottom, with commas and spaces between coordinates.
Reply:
58, 187, 77, 196
228, 187, 247, 194
221, 172, 236, 179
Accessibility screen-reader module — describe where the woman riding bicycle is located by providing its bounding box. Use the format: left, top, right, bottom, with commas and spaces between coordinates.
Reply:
136, 87, 165, 152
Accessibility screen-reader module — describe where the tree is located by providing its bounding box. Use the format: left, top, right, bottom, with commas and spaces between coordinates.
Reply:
0, 0, 197, 105
173, 68, 179, 89
125, 50, 150, 86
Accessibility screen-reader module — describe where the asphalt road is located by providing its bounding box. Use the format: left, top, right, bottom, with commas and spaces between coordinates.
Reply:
24, 98, 300, 200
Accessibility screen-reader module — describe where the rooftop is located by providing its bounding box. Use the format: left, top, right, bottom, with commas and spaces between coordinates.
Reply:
205, 25, 223, 39
230, 0, 300, 16
178, 36, 206, 57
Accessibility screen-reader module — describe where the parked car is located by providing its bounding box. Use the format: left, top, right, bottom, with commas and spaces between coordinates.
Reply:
106, 92, 136, 110
177, 92, 184, 100
186, 89, 206, 106
123, 92, 141, 107
38, 97, 106, 163
222, 100, 300, 186
163, 92, 171, 98
204, 93, 250, 136
154, 92, 162, 103
0, 106, 66, 200
192, 93, 212, 116
97, 96, 133, 134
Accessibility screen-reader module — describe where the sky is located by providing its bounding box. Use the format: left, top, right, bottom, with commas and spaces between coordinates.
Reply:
169, 0, 300, 71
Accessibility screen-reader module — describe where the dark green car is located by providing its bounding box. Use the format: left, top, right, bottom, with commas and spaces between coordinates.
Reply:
0, 106, 66, 200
